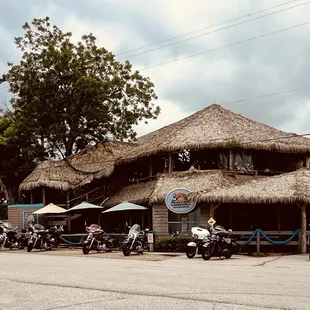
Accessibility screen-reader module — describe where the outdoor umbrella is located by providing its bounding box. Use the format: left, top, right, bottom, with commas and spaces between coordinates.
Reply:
102, 201, 147, 213
65, 201, 104, 213
102, 201, 148, 229
32, 203, 66, 214
65, 202, 104, 226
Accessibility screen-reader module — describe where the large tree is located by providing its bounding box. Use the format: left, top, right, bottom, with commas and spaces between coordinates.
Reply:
0, 116, 45, 204
1, 17, 160, 157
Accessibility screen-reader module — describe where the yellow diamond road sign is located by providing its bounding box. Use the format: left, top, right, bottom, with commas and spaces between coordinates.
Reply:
208, 217, 216, 227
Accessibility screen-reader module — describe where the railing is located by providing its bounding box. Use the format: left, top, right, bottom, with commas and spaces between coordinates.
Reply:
59, 233, 127, 247
232, 230, 310, 253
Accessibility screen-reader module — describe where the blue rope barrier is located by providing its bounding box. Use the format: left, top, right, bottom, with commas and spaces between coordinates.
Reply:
238, 229, 302, 246
59, 235, 86, 246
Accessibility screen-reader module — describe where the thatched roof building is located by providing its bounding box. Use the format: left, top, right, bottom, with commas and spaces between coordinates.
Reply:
103, 170, 239, 207
119, 104, 310, 163
19, 141, 136, 191
103, 180, 157, 207
150, 170, 238, 203
189, 168, 310, 205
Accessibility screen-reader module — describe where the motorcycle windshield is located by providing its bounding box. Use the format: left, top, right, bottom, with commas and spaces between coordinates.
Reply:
34, 224, 45, 231
1, 222, 13, 229
129, 224, 141, 233
89, 224, 101, 229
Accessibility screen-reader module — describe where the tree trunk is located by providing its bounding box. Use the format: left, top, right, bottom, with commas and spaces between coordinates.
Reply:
0, 177, 18, 205
7, 187, 18, 205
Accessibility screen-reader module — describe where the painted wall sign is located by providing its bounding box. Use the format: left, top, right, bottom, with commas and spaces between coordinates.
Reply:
165, 188, 196, 214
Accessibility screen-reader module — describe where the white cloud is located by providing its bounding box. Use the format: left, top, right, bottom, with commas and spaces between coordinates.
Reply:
134, 99, 192, 136
1, 0, 310, 139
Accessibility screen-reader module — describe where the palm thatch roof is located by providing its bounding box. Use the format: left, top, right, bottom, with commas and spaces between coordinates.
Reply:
103, 180, 157, 207
189, 168, 310, 205
149, 170, 238, 204
118, 104, 310, 163
19, 141, 136, 191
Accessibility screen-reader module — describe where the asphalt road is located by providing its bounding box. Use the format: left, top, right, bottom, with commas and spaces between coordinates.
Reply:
0, 251, 309, 310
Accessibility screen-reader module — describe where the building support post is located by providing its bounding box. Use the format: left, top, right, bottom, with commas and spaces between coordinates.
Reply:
42, 187, 46, 206
149, 158, 153, 177
66, 192, 71, 232
277, 205, 281, 231
30, 191, 33, 204
303, 156, 310, 168
228, 150, 234, 170
300, 204, 307, 254
168, 154, 173, 173
256, 230, 261, 254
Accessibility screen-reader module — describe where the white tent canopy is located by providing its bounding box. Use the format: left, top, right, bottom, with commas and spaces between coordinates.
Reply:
32, 203, 66, 215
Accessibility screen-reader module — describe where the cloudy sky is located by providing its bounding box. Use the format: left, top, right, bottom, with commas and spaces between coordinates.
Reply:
1, 0, 310, 137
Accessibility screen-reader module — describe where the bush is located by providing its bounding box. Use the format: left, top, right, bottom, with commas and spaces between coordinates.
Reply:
154, 236, 190, 252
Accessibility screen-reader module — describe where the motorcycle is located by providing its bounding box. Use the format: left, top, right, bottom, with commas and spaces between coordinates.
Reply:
122, 224, 150, 256
48, 225, 64, 248
82, 224, 113, 255
0, 222, 28, 250
201, 225, 239, 260
27, 224, 55, 252
186, 226, 210, 259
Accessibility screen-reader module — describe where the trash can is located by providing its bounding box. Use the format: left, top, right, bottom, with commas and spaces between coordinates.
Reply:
147, 231, 155, 252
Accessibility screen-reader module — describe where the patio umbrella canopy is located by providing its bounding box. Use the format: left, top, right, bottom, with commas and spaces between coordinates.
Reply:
65, 202, 103, 213
102, 201, 147, 213
32, 203, 66, 214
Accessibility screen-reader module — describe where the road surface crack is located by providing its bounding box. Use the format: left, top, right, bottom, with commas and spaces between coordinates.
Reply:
5, 278, 291, 310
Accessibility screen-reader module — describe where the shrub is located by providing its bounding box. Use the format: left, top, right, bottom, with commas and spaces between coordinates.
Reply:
154, 236, 190, 252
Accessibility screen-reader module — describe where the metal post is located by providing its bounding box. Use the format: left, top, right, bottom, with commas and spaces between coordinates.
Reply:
210, 203, 215, 219
30, 191, 33, 204
66, 192, 70, 209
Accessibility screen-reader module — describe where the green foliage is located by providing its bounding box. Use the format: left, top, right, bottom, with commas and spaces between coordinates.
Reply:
154, 236, 190, 252
1, 17, 160, 157
0, 115, 45, 203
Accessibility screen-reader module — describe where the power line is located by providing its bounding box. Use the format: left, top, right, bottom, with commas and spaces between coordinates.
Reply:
157, 85, 310, 117
2, 84, 310, 175
142, 21, 310, 71
119, 1, 310, 61
116, 0, 301, 57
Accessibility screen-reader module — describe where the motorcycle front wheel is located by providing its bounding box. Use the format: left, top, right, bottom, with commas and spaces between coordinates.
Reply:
202, 246, 212, 261
27, 242, 34, 252
83, 244, 90, 255
186, 246, 196, 259
122, 245, 131, 256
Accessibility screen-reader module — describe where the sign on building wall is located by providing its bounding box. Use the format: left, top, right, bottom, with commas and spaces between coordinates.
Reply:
165, 188, 196, 214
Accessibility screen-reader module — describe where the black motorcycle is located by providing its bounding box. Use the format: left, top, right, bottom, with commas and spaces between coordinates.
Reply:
48, 225, 64, 248
82, 224, 113, 255
27, 224, 55, 252
0, 222, 28, 250
201, 225, 239, 260
122, 224, 150, 256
